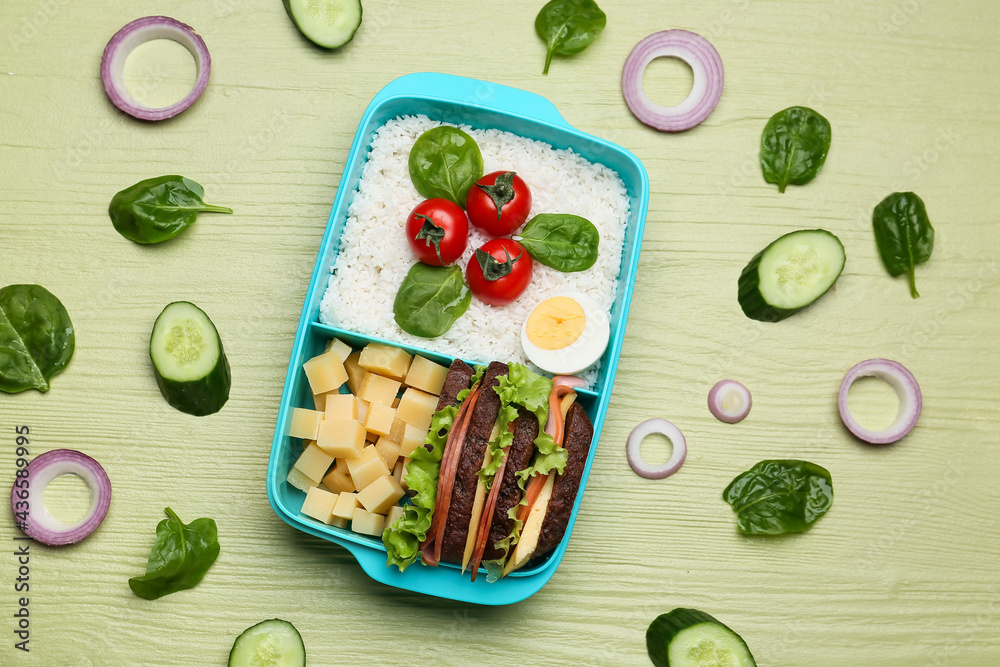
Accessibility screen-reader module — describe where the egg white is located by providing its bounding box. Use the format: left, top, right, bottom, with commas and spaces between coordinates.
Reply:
520, 291, 610, 375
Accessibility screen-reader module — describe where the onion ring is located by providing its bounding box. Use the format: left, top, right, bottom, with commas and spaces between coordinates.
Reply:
622, 29, 724, 132
708, 379, 752, 424
627, 418, 687, 479
838, 358, 922, 445
12, 449, 111, 545
101, 16, 211, 121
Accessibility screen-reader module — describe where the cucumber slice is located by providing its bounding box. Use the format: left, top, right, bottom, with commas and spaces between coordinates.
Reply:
738, 228, 845, 322
228, 618, 305, 667
149, 301, 231, 416
283, 0, 362, 49
647, 608, 756, 667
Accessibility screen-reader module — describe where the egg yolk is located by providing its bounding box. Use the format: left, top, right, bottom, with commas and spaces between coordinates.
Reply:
526, 297, 586, 350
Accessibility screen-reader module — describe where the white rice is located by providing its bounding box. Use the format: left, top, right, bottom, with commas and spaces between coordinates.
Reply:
319, 115, 630, 387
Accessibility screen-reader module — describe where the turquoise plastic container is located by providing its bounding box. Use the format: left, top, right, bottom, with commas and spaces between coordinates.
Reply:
266, 73, 649, 605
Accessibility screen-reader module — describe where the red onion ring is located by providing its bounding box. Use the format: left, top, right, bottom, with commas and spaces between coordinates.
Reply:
627, 418, 687, 479
708, 379, 752, 424
11, 449, 111, 545
622, 29, 724, 132
838, 359, 922, 445
101, 16, 211, 121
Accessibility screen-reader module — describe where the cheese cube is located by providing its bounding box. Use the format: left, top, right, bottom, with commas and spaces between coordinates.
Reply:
357, 475, 405, 515
375, 437, 401, 469
388, 418, 407, 443
286, 467, 318, 492
331, 492, 361, 521
395, 388, 437, 429
301, 487, 339, 524
329, 516, 349, 529
405, 355, 448, 396
359, 343, 413, 381
312, 392, 328, 412
399, 424, 429, 457
351, 508, 386, 537
325, 393, 358, 421
346, 445, 390, 490
391, 397, 400, 408
302, 350, 348, 395
293, 442, 335, 482
344, 351, 366, 394
357, 372, 401, 407
324, 338, 353, 363
365, 403, 396, 437
393, 460, 405, 487
356, 398, 370, 425
386, 505, 405, 529
317, 419, 366, 458
288, 408, 323, 440
322, 467, 355, 494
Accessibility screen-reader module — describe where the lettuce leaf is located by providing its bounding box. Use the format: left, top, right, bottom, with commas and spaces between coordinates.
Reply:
383, 400, 458, 570
479, 363, 563, 484
383, 364, 484, 570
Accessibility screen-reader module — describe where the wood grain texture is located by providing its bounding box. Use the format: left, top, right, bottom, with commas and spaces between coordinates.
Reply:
2, 0, 999, 664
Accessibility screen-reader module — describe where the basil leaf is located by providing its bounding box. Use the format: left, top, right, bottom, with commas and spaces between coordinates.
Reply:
109, 175, 233, 244
407, 127, 484, 205
393, 263, 472, 338
517, 213, 599, 272
535, 0, 607, 75
0, 284, 75, 394
129, 507, 220, 600
723, 460, 833, 535
760, 107, 832, 193
872, 192, 935, 299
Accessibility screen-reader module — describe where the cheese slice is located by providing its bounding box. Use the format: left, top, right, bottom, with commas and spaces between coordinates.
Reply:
504, 472, 556, 576
461, 421, 500, 573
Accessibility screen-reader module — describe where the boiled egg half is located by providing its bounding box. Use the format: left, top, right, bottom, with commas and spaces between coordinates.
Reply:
520, 291, 610, 375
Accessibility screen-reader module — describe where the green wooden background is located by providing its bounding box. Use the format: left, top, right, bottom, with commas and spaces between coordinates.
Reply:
2, 0, 998, 664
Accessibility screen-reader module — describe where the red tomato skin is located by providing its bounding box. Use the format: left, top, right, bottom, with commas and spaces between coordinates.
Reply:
465, 171, 532, 237
405, 199, 469, 266
466, 238, 533, 306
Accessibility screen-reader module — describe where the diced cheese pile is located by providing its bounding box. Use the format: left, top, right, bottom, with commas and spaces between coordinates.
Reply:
286, 339, 449, 538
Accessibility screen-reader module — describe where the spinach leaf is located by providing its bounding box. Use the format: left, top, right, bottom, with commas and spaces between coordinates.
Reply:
393, 263, 472, 338
516, 213, 600, 272
0, 285, 75, 394
109, 176, 233, 244
535, 0, 607, 75
408, 127, 484, 205
872, 192, 935, 299
723, 460, 833, 535
760, 107, 832, 193
129, 507, 220, 600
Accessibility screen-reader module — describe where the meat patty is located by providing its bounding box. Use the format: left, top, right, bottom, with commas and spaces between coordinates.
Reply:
436, 359, 474, 411
439, 361, 508, 564
534, 401, 593, 559
482, 407, 538, 562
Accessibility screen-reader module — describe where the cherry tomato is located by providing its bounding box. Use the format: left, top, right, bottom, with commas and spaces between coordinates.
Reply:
466, 238, 533, 306
405, 199, 469, 266
465, 171, 532, 237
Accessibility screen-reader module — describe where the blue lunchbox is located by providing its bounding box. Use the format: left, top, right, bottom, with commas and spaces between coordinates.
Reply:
267, 72, 649, 605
